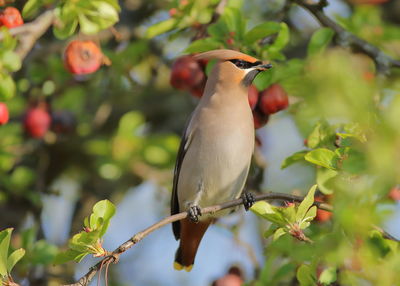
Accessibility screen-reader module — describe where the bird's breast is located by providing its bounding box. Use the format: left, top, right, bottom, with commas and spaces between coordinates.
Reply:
177, 97, 254, 210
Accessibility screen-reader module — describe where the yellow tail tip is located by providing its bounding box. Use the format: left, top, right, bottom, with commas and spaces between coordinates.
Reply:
173, 262, 193, 272
174, 262, 183, 270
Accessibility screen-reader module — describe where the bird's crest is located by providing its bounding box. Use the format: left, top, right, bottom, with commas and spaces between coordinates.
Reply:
193, 49, 259, 63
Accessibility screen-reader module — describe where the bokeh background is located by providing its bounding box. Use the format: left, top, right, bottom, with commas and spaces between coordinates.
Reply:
1, 0, 400, 285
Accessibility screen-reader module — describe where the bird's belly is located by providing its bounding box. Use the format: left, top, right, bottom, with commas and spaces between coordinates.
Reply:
177, 128, 253, 214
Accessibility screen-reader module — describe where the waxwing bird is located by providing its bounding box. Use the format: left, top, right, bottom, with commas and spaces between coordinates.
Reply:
171, 49, 272, 271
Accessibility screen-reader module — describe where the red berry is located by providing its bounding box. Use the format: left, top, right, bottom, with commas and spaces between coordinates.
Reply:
0, 7, 23, 28
64, 40, 103, 75
226, 38, 234, 45
169, 8, 178, 17
197, 58, 208, 69
24, 107, 51, 138
388, 186, 400, 201
180, 0, 189, 6
253, 109, 269, 129
0, 102, 9, 125
259, 84, 289, 114
190, 83, 205, 98
315, 209, 332, 222
315, 196, 332, 223
248, 85, 258, 110
285, 201, 295, 207
170, 56, 205, 91
213, 274, 243, 286
363, 71, 375, 82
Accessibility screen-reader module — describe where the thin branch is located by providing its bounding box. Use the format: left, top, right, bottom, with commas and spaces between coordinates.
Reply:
62, 192, 324, 286
0, 10, 55, 60
63, 191, 398, 286
293, 0, 400, 73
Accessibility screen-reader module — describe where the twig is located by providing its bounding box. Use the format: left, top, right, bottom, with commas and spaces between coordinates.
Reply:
0, 10, 55, 60
191, 0, 228, 40
63, 191, 398, 286
293, 0, 400, 73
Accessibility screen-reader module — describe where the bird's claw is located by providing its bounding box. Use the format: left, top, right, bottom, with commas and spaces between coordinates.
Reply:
242, 192, 255, 211
188, 205, 202, 223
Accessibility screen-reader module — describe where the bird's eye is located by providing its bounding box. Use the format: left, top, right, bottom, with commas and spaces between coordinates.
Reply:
229, 59, 259, 69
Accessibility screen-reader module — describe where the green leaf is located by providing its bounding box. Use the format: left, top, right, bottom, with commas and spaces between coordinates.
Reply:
339, 122, 367, 143
368, 230, 397, 258
0, 228, 12, 276
53, 249, 83, 264
318, 267, 337, 285
272, 263, 296, 283
264, 224, 279, 238
296, 185, 317, 222
22, 0, 41, 19
307, 27, 334, 56
341, 148, 367, 174
30, 240, 58, 265
2, 51, 22, 72
91, 1, 119, 26
307, 120, 335, 149
92, 199, 116, 237
69, 231, 99, 253
264, 22, 289, 59
250, 201, 287, 226
207, 21, 229, 39
296, 264, 316, 286
79, 14, 101, 35
316, 168, 337, 195
244, 21, 281, 45
220, 7, 246, 39
281, 150, 308, 169
53, 14, 78, 39
145, 18, 177, 39
300, 206, 317, 229
0, 73, 16, 101
7, 248, 25, 273
305, 148, 339, 170
273, 228, 287, 241
185, 38, 223, 53
0, 27, 17, 50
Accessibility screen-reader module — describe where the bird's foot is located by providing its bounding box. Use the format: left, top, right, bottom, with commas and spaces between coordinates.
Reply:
242, 192, 255, 211
188, 205, 202, 223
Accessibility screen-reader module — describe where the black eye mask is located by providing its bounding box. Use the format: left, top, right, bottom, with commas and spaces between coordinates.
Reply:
229, 59, 262, 69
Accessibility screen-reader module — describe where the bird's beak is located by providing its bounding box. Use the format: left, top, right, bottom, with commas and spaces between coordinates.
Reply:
254, 63, 272, 71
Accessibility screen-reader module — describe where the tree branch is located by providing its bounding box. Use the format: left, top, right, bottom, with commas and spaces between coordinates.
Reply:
63, 191, 397, 286
0, 10, 55, 60
293, 0, 400, 73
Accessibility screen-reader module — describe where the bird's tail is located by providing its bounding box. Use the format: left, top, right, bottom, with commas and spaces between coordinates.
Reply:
173, 218, 211, 272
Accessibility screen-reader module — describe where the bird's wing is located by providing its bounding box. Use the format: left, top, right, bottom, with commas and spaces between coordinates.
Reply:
171, 118, 195, 240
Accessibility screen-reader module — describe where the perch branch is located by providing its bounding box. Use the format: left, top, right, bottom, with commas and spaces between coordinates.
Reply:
0, 10, 55, 60
293, 0, 400, 73
63, 191, 397, 286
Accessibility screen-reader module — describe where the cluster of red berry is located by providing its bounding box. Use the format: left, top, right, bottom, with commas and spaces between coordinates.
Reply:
170, 55, 289, 129
0, 6, 23, 126
1, 102, 75, 138
0, 102, 75, 138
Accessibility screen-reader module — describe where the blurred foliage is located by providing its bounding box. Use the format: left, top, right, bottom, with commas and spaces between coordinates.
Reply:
0, 0, 399, 285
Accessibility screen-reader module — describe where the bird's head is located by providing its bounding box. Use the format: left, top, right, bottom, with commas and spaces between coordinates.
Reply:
193, 49, 272, 88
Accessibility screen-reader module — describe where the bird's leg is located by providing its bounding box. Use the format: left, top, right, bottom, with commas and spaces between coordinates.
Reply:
242, 192, 255, 211
187, 204, 202, 223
